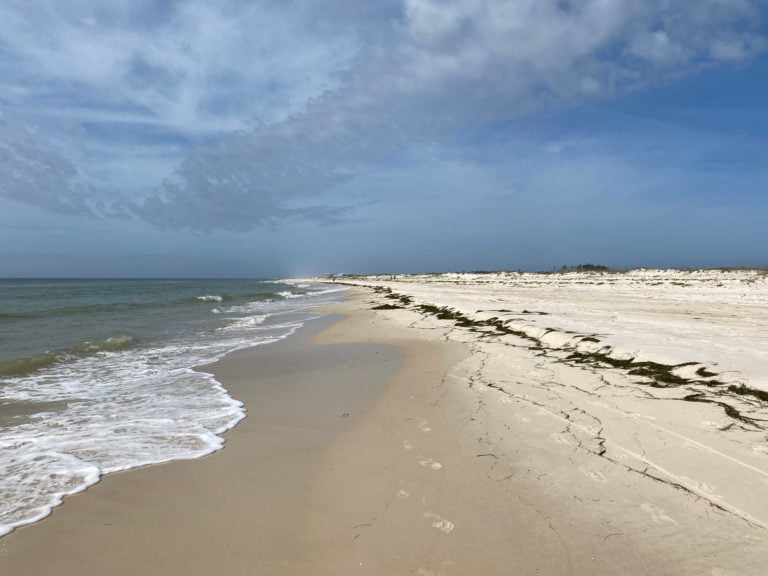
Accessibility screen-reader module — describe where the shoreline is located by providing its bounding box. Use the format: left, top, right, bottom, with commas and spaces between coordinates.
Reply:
0, 279, 338, 540
0, 302, 402, 574
1, 286, 767, 574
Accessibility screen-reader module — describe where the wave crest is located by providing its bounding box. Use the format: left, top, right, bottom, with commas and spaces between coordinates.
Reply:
196, 295, 223, 302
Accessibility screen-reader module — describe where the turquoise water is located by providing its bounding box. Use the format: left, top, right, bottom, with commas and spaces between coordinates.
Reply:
0, 278, 345, 537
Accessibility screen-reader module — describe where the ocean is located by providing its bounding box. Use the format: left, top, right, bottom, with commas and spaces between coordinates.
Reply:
0, 278, 345, 537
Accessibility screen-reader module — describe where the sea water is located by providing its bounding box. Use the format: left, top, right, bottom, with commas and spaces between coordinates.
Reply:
0, 278, 345, 537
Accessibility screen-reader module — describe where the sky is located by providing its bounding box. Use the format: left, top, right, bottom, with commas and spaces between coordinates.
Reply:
1, 0, 767, 277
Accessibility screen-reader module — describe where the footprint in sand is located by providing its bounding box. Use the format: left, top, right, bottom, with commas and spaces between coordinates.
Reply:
423, 513, 455, 533
499, 397, 514, 404
751, 443, 768, 454
640, 503, 679, 525
680, 476, 719, 497
397, 489, 410, 499
551, 433, 571, 445
419, 457, 443, 470
417, 419, 432, 433
402, 440, 414, 451
581, 468, 608, 483
515, 414, 531, 423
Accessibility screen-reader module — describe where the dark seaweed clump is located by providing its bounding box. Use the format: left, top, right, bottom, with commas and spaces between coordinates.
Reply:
728, 384, 768, 403
385, 293, 413, 305
370, 285, 768, 429
696, 367, 718, 378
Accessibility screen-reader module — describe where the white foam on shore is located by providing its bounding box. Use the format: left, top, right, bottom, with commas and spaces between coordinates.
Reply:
0, 283, 344, 538
277, 290, 303, 299
0, 338, 250, 537
305, 286, 348, 296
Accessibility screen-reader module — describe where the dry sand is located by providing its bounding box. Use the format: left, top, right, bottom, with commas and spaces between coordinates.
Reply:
2, 280, 767, 575
327, 272, 768, 574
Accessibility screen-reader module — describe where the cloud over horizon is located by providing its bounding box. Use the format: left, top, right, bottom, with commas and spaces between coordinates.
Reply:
1, 0, 766, 240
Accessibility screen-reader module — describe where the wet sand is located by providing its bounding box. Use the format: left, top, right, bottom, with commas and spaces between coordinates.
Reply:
0, 311, 401, 574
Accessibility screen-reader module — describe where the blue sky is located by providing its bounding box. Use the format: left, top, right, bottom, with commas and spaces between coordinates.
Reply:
1, 0, 766, 277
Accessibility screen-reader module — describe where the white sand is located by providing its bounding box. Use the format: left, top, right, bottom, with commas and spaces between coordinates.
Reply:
351, 268, 768, 390
311, 270, 768, 572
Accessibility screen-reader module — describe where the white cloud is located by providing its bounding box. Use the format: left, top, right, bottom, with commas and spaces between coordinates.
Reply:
630, 30, 687, 64
0, 0, 358, 131
0, 0, 764, 229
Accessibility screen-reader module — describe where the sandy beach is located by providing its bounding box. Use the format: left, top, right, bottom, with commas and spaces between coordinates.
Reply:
0, 311, 403, 574
2, 273, 768, 574
4, 0, 766, 572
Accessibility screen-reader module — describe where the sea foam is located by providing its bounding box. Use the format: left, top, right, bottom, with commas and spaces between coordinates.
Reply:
0, 282, 344, 537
